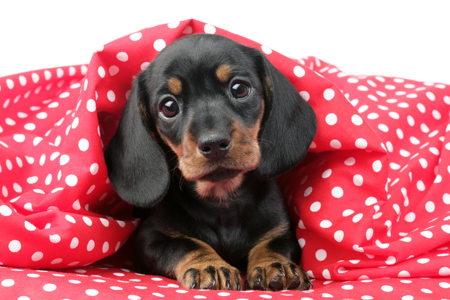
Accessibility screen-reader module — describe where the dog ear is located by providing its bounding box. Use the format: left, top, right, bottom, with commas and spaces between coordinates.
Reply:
255, 54, 317, 179
104, 72, 170, 208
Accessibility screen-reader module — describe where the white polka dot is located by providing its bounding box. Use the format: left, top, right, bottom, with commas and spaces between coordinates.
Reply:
334, 230, 344, 242
98, 67, 105, 78
353, 244, 364, 252
378, 124, 389, 132
107, 90, 116, 102
294, 66, 305, 78
25, 221, 36, 231
355, 138, 368, 149
43, 284, 57, 292
8, 240, 21, 253
372, 160, 382, 172
100, 218, 110, 227
322, 269, 331, 279
117, 52, 128, 62
70, 238, 79, 249
324, 88, 335, 100
261, 45, 272, 54
352, 213, 363, 223
376, 240, 390, 249
432, 110, 441, 120
87, 240, 95, 251
65, 215, 76, 224
60, 155, 70, 165
109, 66, 119, 76
310, 201, 321, 212
13, 134, 25, 143
439, 267, 450, 276
0, 205, 13, 216
418, 258, 430, 264
2, 279, 15, 287
352, 115, 363, 126
89, 163, 99, 175
342, 285, 354, 290
102, 241, 110, 253
330, 139, 341, 149
421, 231, 433, 238
345, 157, 356, 166
443, 193, 450, 205
304, 187, 313, 197
343, 209, 354, 217
83, 216, 93, 226
59, 92, 70, 99
141, 62, 150, 70
65, 175, 78, 187
86, 289, 99, 296
32, 252, 44, 261
381, 285, 393, 292
322, 169, 332, 178
320, 220, 332, 228
417, 180, 425, 191
385, 256, 396, 265
154, 39, 166, 52
72, 117, 79, 129
325, 113, 338, 125
87, 99, 96, 112
204, 24, 216, 34
50, 234, 61, 243
130, 32, 142, 41
367, 113, 379, 120
79, 139, 89, 151
315, 249, 327, 261
299, 91, 310, 101
332, 187, 343, 198
357, 85, 369, 91
404, 212, 416, 222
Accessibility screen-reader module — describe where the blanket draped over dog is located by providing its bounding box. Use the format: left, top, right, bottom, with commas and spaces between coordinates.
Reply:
1, 19, 449, 299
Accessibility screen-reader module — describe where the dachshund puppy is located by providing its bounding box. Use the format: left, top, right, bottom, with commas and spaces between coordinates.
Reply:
104, 34, 317, 291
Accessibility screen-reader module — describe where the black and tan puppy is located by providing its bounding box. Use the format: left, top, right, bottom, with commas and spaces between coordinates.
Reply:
104, 34, 317, 291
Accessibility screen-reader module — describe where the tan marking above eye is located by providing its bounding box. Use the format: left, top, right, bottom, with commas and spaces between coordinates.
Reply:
216, 64, 233, 83
168, 77, 182, 95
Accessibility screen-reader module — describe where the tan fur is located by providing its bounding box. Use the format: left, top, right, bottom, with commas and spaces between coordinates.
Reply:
174, 236, 240, 290
195, 173, 244, 200
246, 223, 309, 291
158, 98, 265, 199
168, 77, 182, 95
216, 64, 233, 83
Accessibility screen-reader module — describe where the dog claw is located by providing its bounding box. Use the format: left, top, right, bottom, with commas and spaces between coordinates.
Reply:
269, 276, 283, 290
287, 275, 300, 290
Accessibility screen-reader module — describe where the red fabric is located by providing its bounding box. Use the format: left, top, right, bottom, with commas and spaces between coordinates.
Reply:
1, 19, 450, 299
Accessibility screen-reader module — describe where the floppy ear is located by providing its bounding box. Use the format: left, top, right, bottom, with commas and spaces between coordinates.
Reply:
256, 55, 317, 179
104, 72, 170, 207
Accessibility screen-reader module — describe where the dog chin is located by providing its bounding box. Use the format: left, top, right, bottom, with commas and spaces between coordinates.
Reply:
195, 172, 245, 200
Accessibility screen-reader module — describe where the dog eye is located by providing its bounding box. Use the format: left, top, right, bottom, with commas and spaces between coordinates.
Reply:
230, 81, 250, 99
159, 98, 180, 118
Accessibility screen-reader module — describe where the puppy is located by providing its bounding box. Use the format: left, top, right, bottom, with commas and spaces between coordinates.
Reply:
104, 34, 317, 291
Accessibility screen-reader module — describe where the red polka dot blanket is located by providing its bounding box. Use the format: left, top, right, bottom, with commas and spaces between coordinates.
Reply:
1, 19, 450, 299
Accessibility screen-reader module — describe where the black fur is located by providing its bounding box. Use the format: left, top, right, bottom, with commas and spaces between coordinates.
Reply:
104, 34, 316, 290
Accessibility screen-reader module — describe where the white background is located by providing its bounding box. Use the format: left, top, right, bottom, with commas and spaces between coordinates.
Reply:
0, 0, 449, 84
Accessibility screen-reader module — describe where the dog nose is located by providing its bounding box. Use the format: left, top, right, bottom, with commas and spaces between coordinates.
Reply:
197, 133, 232, 159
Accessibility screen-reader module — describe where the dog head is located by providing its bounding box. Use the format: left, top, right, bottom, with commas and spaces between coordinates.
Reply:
105, 34, 316, 206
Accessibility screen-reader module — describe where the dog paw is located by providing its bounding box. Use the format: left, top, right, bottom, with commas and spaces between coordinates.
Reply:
181, 264, 242, 290
245, 261, 312, 291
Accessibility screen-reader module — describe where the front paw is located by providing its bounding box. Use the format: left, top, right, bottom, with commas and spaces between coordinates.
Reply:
245, 261, 312, 291
181, 264, 242, 290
